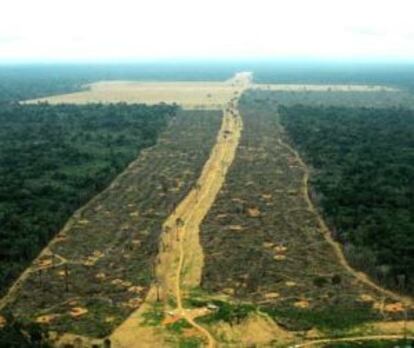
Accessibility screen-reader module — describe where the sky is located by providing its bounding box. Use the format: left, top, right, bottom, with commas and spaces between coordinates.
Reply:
1, 0, 414, 62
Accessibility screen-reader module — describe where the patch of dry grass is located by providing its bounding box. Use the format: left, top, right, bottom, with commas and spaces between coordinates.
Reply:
252, 83, 397, 92
25, 72, 253, 110
25, 81, 238, 109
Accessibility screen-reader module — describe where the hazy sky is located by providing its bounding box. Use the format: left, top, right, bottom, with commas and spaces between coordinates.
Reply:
1, 0, 414, 62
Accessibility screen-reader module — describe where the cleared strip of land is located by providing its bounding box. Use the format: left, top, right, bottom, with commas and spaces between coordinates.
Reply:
5, 72, 412, 347
252, 83, 397, 92
24, 71, 394, 109
111, 80, 247, 348
197, 91, 412, 346
25, 81, 241, 110
1, 110, 222, 340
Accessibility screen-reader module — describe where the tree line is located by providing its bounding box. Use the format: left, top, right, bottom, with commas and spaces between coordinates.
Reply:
280, 104, 414, 293
0, 102, 177, 295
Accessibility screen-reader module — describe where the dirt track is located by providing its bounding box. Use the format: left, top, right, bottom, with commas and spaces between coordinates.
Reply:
111, 95, 413, 347
277, 136, 413, 309
111, 74, 249, 348
111, 93, 413, 348
3, 72, 412, 347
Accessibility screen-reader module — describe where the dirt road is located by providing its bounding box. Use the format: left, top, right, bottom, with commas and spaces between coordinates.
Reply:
4, 72, 412, 347
111, 74, 249, 348
111, 92, 413, 348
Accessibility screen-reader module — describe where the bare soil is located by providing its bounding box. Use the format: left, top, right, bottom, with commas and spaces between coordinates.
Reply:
25, 73, 252, 110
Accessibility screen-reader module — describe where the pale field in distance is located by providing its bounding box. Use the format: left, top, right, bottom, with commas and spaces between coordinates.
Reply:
252, 83, 398, 92
24, 71, 393, 109
25, 81, 242, 109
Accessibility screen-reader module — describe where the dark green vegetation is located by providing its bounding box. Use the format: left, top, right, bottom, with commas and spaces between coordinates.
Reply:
280, 104, 414, 293
249, 89, 414, 109
166, 319, 192, 333
178, 337, 202, 348
0, 67, 84, 104
252, 62, 414, 91
199, 92, 404, 334
0, 103, 176, 295
0, 314, 51, 348
5, 110, 222, 337
262, 304, 375, 332
187, 299, 256, 325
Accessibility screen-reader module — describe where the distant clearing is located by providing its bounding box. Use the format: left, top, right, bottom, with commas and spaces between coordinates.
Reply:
25, 80, 244, 110
252, 83, 397, 92
4, 71, 412, 347
25, 77, 395, 110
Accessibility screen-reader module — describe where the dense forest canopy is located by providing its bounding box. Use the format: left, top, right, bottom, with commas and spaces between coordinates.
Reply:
280, 105, 414, 293
247, 89, 414, 109
0, 102, 176, 295
253, 62, 414, 91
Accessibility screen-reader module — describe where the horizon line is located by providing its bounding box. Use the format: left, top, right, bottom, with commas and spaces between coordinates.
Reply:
1, 56, 414, 66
